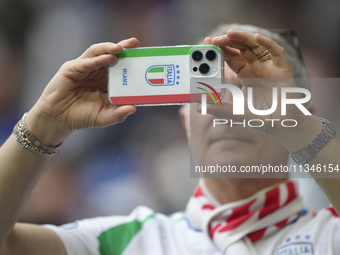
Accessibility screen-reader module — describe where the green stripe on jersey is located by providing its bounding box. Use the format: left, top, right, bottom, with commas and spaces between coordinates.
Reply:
98, 214, 154, 255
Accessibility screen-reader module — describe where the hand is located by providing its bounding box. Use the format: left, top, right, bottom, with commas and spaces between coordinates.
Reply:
206, 29, 294, 79
202, 29, 310, 136
27, 38, 139, 147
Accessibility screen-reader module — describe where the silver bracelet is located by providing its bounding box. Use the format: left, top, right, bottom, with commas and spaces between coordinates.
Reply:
290, 118, 337, 165
13, 113, 61, 157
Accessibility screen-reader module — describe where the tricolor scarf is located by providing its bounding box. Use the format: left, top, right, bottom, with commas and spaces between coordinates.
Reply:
185, 179, 304, 254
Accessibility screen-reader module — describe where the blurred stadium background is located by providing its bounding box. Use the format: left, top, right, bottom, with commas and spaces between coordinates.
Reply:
0, 0, 339, 225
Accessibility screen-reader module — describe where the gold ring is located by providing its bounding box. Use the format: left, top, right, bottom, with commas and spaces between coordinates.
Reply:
258, 53, 272, 62
256, 49, 269, 58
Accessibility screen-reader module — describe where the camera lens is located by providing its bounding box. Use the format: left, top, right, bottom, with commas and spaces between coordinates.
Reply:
192, 51, 203, 61
199, 63, 210, 74
206, 50, 216, 61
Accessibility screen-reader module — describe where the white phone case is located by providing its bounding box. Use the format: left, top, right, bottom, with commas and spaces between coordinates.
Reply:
108, 45, 224, 106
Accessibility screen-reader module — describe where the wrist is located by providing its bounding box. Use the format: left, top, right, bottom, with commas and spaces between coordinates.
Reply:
25, 109, 71, 148
274, 115, 324, 154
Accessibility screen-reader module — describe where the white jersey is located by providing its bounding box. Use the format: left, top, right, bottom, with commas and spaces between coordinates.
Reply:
44, 205, 340, 255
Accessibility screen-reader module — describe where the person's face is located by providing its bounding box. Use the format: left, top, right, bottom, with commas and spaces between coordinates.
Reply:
180, 64, 289, 173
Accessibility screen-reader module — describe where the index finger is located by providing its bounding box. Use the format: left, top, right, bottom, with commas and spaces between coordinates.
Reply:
79, 43, 123, 59
255, 33, 292, 69
227, 29, 267, 56
79, 38, 139, 59
254, 33, 285, 58
117, 37, 139, 49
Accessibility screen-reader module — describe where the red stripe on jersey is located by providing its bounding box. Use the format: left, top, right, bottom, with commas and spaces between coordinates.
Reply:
194, 187, 203, 197
275, 218, 289, 228
259, 187, 280, 219
210, 223, 221, 238
284, 182, 296, 206
247, 228, 266, 242
227, 199, 256, 223
326, 207, 339, 217
202, 204, 215, 210
218, 212, 256, 232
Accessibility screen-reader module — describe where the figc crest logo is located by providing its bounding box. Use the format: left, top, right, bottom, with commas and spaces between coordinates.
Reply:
145, 64, 180, 86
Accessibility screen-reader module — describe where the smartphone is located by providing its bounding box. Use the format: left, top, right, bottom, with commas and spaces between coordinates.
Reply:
108, 45, 224, 106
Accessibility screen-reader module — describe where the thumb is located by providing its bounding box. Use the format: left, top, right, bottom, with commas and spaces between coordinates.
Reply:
97, 105, 137, 127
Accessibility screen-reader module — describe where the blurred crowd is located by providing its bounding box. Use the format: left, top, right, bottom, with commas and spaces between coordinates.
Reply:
0, 0, 339, 226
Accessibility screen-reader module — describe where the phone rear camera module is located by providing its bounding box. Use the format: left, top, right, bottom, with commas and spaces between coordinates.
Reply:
206, 50, 216, 61
193, 67, 198, 72
192, 51, 203, 61
199, 63, 210, 74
